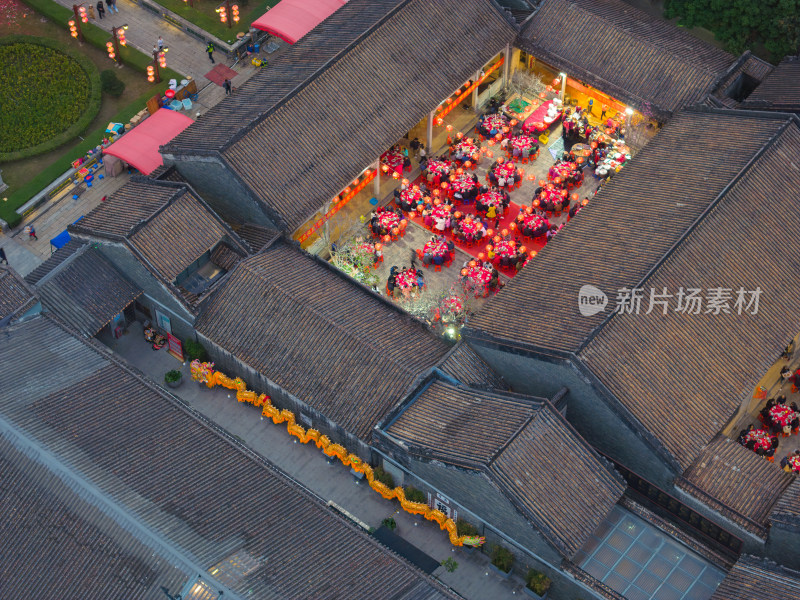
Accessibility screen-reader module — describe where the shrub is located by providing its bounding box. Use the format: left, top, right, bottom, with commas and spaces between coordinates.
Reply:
404, 485, 426, 503
490, 544, 514, 573
100, 69, 126, 97
372, 466, 395, 488
184, 340, 208, 362
526, 569, 552, 597
456, 518, 479, 537
0, 35, 101, 161
442, 557, 458, 573
381, 517, 396, 530
164, 369, 182, 383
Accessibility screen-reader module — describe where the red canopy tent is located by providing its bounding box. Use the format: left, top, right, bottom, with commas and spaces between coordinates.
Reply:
252, 0, 347, 44
103, 109, 194, 175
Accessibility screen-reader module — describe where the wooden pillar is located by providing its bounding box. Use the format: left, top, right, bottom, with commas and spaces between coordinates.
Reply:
374, 159, 380, 196
560, 73, 567, 102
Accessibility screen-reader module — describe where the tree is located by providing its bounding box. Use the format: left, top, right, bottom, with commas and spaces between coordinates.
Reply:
664, 0, 800, 63
100, 69, 125, 97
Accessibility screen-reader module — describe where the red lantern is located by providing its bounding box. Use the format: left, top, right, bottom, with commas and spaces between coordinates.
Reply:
441, 182, 448, 189
509, 222, 516, 230
591, 142, 598, 149
488, 139, 495, 146
539, 92, 547, 99
401, 178, 409, 186
464, 161, 471, 168
486, 244, 493, 251
433, 197, 441, 205
469, 260, 477, 268
456, 132, 463, 139
519, 246, 527, 254
454, 211, 462, 219
553, 78, 560, 86
461, 268, 468, 276
493, 235, 501, 244
487, 151, 494, 158
472, 153, 479, 161
456, 167, 464, 175
538, 179, 546, 187
572, 193, 579, 201
375, 243, 383, 251
582, 198, 589, 206
501, 229, 509, 237
384, 235, 391, 243
527, 173, 535, 181
531, 250, 537, 257
497, 156, 504, 164
533, 199, 540, 207
400, 219, 408, 228
392, 171, 399, 179
381, 164, 389, 173
554, 177, 561, 184
496, 133, 503, 141
486, 229, 494, 238
344, 187, 351, 194
526, 206, 533, 214
478, 253, 485, 260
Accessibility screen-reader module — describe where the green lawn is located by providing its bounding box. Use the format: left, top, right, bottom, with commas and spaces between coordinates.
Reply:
150, 0, 276, 44
2, 0, 180, 227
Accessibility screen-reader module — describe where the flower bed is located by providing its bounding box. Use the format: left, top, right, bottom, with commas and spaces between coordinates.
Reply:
0, 35, 101, 161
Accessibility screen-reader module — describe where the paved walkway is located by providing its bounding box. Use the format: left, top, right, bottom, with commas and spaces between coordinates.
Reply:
103, 321, 539, 600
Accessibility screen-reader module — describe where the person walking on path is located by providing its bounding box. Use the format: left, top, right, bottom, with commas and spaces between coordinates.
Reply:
106, 0, 118, 13
206, 42, 215, 64
96, 0, 105, 18
0, 247, 7, 265
157, 36, 165, 52
25, 225, 37, 241
223, 78, 232, 95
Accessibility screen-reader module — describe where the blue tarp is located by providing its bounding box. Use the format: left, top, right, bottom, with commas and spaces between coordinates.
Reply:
49, 230, 71, 250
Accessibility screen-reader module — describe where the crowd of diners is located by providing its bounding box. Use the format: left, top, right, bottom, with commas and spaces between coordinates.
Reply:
737, 395, 800, 463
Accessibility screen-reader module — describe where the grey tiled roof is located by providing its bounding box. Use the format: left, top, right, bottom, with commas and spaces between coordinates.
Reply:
518, 0, 735, 118
381, 377, 625, 557
744, 56, 800, 112
677, 436, 794, 536
0, 266, 37, 323
196, 241, 451, 440
36, 246, 142, 336
710, 555, 800, 600
579, 121, 800, 470
0, 315, 459, 600
468, 109, 792, 355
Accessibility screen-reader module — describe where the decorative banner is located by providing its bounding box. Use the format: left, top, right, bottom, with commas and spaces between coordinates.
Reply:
438, 57, 505, 121
564, 78, 627, 116
297, 169, 377, 243
167, 334, 184, 361
189, 360, 484, 547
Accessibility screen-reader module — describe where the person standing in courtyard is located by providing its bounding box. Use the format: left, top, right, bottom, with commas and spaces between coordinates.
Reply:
0, 247, 7, 265
26, 225, 37, 241
206, 42, 215, 64
157, 36, 165, 52
96, 0, 105, 18
223, 78, 232, 95
106, 0, 118, 14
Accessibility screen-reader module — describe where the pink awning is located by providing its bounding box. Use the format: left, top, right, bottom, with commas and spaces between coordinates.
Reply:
252, 0, 347, 44
103, 109, 194, 175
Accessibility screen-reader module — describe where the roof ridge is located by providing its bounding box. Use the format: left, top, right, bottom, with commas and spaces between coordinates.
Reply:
221, 0, 412, 153
35, 242, 90, 288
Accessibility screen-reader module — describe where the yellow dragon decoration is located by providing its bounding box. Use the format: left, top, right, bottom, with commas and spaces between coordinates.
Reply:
190, 360, 484, 547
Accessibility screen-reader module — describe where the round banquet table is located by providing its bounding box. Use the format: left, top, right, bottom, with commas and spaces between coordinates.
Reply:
382, 151, 404, 176
451, 174, 477, 195
476, 190, 505, 211
517, 213, 549, 238
462, 265, 492, 293
454, 139, 479, 158
789, 455, 800, 473
399, 187, 424, 208
770, 405, 797, 429
455, 217, 483, 242
493, 239, 518, 259
510, 135, 538, 154
442, 294, 463, 315
744, 429, 774, 452
492, 161, 518, 183
423, 240, 449, 259
535, 188, 568, 211
395, 269, 418, 291
425, 160, 452, 178
379, 212, 400, 232
429, 204, 451, 221
482, 113, 509, 135
548, 161, 579, 183
356, 242, 380, 263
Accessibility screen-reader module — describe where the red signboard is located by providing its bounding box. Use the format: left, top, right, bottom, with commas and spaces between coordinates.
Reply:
167, 333, 184, 361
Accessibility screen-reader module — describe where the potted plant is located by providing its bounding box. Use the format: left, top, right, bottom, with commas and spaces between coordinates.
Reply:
164, 369, 183, 388
382, 517, 397, 531
524, 569, 552, 599
489, 544, 514, 579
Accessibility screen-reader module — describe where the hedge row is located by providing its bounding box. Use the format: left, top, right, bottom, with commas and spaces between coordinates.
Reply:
0, 36, 102, 162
